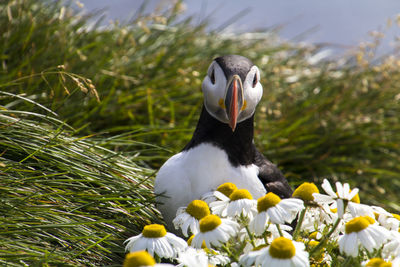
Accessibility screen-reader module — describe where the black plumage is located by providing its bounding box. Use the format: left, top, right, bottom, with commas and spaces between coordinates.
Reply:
214, 55, 253, 83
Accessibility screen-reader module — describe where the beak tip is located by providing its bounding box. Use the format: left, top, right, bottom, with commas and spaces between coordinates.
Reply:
229, 121, 237, 132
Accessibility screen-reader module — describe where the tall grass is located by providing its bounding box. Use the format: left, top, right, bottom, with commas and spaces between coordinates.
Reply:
0, 103, 161, 266
1, 0, 400, 265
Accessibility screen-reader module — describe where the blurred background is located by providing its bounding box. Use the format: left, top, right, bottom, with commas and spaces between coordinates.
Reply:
81, 0, 400, 55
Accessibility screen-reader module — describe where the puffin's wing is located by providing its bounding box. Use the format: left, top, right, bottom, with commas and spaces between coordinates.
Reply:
253, 149, 293, 199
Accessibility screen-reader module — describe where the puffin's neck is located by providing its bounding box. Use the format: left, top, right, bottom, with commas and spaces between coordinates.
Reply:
183, 105, 256, 167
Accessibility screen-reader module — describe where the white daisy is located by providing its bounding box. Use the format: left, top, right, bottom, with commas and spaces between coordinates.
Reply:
209, 189, 257, 220
124, 224, 187, 259
191, 214, 239, 249
208, 191, 231, 217
382, 230, 400, 260
255, 237, 309, 267
347, 202, 375, 218
186, 235, 230, 265
226, 189, 257, 220
338, 216, 390, 257
250, 192, 304, 235
173, 199, 210, 237
123, 250, 175, 267
301, 204, 336, 232
313, 179, 359, 218
239, 245, 267, 267
177, 247, 209, 267
208, 251, 231, 266
338, 190, 374, 219
202, 182, 238, 204
372, 206, 400, 231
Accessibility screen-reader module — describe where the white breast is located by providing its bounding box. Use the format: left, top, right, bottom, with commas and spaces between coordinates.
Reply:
154, 143, 266, 227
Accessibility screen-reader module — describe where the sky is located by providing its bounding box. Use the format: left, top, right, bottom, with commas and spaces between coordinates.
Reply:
79, 0, 400, 55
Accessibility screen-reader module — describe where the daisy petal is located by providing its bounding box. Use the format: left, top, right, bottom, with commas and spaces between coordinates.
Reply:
322, 179, 336, 197
348, 187, 359, 200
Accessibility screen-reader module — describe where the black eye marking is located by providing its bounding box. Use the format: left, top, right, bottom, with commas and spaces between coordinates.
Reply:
252, 73, 258, 88
210, 68, 215, 84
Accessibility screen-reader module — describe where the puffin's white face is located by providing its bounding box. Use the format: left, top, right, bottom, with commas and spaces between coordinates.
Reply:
201, 55, 263, 131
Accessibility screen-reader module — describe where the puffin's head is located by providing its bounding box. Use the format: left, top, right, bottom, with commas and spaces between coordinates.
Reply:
202, 55, 262, 131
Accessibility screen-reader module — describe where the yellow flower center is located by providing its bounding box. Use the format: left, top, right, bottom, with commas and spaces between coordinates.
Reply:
229, 189, 253, 201
351, 192, 360, 203
292, 182, 319, 201
330, 208, 337, 213
366, 258, 385, 267
345, 217, 371, 234
269, 237, 296, 259
217, 182, 237, 197
199, 215, 222, 233
363, 215, 375, 224
123, 251, 155, 267
392, 213, 400, 221
142, 224, 167, 238
308, 240, 319, 248
186, 200, 210, 220
257, 192, 281, 213
187, 235, 207, 248
366, 258, 392, 267
309, 231, 320, 240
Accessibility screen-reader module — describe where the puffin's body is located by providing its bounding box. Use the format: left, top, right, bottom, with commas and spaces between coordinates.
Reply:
155, 55, 292, 227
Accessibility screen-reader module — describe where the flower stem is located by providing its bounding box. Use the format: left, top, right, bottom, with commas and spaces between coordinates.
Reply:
245, 225, 256, 248
240, 214, 256, 248
263, 235, 269, 245
293, 206, 307, 240
221, 244, 238, 262
343, 256, 353, 266
154, 253, 161, 263
366, 249, 373, 259
276, 224, 284, 237
309, 201, 348, 256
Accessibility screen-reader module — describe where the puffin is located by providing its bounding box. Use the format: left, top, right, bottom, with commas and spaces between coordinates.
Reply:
154, 55, 293, 227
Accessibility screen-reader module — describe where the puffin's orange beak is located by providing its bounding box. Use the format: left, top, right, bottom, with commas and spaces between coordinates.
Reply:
225, 75, 244, 131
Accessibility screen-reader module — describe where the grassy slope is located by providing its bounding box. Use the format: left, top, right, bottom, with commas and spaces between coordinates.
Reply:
1, 0, 400, 265
0, 109, 161, 266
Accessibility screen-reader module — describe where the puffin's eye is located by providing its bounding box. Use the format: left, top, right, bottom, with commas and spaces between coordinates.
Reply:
252, 74, 258, 88
210, 68, 216, 84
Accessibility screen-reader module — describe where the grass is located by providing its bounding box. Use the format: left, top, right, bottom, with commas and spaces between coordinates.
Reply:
1, 0, 400, 265
0, 105, 161, 266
